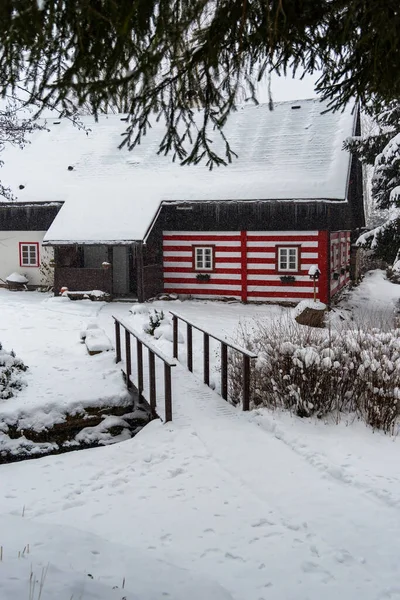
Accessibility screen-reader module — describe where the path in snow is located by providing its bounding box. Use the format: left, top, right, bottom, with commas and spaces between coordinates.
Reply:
153, 362, 400, 599
2, 276, 400, 599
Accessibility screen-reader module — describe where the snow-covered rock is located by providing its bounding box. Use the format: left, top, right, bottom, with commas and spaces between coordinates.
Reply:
83, 325, 113, 355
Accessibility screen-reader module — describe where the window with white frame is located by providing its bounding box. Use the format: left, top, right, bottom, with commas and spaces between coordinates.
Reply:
19, 242, 39, 267
278, 246, 299, 272
194, 246, 213, 271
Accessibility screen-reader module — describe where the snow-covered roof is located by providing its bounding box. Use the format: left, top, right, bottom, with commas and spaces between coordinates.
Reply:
0, 99, 356, 243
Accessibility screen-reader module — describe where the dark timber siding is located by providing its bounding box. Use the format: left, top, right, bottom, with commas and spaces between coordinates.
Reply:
0, 203, 63, 230
146, 199, 355, 252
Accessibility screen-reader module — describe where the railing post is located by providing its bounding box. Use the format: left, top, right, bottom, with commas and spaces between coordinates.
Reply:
115, 320, 121, 363
148, 349, 156, 413
221, 342, 228, 400
243, 354, 250, 411
137, 339, 144, 400
203, 332, 210, 386
172, 315, 178, 359
164, 363, 172, 422
125, 329, 132, 389
187, 323, 193, 372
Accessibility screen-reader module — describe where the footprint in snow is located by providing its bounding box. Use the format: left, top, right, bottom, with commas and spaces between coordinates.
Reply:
169, 467, 185, 478
251, 518, 274, 528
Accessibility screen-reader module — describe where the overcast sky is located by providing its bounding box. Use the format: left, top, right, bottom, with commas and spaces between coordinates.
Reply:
257, 72, 319, 103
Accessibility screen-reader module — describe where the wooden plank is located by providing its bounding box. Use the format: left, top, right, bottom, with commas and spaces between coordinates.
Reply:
112, 317, 176, 366
221, 342, 228, 400
125, 329, 132, 389
243, 354, 250, 411
115, 320, 121, 363
137, 339, 144, 399
203, 332, 209, 386
169, 311, 257, 358
164, 364, 172, 422
187, 323, 193, 372
148, 349, 156, 412
172, 315, 178, 359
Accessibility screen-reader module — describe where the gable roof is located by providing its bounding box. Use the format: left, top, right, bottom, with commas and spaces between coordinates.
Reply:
0, 99, 356, 243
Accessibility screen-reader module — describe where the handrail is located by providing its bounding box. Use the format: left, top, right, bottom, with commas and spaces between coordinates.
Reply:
169, 310, 257, 411
169, 310, 258, 358
113, 316, 176, 422
113, 316, 176, 366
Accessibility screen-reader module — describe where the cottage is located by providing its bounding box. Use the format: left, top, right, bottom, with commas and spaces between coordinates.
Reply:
0, 202, 62, 288
0, 98, 364, 302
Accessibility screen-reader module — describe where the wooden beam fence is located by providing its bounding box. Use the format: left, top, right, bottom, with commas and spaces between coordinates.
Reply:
170, 311, 257, 411
113, 316, 176, 422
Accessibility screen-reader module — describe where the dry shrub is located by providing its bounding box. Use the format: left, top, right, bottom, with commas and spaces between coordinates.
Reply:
229, 318, 400, 432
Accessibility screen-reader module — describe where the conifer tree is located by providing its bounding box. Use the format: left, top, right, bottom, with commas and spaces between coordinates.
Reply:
345, 103, 400, 264
0, 0, 399, 166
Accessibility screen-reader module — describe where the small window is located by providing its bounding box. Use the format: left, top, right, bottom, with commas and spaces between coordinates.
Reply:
194, 246, 213, 271
19, 242, 39, 267
278, 247, 299, 272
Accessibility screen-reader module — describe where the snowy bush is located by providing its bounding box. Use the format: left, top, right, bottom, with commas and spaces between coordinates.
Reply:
229, 319, 400, 432
143, 309, 165, 336
0, 343, 27, 400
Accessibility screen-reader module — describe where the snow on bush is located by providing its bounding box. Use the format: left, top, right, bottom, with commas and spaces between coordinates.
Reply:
143, 309, 165, 336
229, 319, 400, 432
0, 343, 27, 400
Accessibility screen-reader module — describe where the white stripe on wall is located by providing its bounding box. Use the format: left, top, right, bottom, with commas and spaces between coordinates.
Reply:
163, 251, 192, 258
163, 240, 241, 247
163, 231, 240, 236
247, 231, 318, 237
165, 272, 242, 280
215, 251, 241, 258
247, 252, 276, 259
247, 285, 315, 293
246, 297, 317, 302
246, 240, 318, 248
164, 283, 241, 291
247, 274, 316, 282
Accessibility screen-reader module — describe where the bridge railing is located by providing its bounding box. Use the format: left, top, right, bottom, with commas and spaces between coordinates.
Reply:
113, 316, 176, 422
169, 310, 257, 411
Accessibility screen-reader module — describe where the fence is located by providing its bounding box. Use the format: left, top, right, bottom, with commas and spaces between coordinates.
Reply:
113, 316, 176, 422
170, 310, 257, 410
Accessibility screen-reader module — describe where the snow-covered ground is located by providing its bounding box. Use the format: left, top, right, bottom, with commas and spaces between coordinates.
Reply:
0, 292, 130, 428
2, 271, 400, 600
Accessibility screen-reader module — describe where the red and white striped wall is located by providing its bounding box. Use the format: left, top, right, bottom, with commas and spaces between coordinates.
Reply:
330, 231, 351, 298
163, 230, 349, 304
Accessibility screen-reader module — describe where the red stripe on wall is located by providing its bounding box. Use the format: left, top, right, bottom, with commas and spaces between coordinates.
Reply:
164, 254, 240, 265
164, 288, 240, 297
248, 290, 316, 299
163, 245, 240, 253
164, 266, 242, 274
241, 230, 248, 302
247, 257, 275, 264
246, 235, 318, 242
163, 256, 192, 263
247, 256, 318, 264
164, 277, 241, 286
248, 281, 316, 288
163, 234, 240, 242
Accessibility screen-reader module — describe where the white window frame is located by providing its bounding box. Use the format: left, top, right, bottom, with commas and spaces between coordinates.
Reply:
194, 246, 214, 271
19, 242, 40, 267
277, 246, 299, 272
